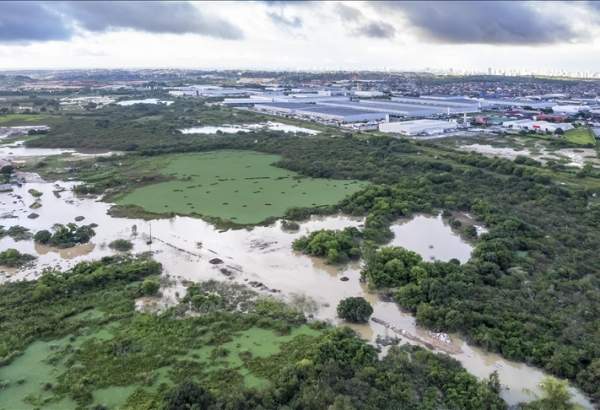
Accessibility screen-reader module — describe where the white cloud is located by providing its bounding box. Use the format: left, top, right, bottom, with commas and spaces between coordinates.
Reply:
0, 1, 599, 73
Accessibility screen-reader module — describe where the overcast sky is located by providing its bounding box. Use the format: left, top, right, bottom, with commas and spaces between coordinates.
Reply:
2, 1, 600, 73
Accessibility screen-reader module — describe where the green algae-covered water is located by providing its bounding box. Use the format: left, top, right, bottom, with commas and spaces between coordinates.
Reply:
116, 151, 367, 224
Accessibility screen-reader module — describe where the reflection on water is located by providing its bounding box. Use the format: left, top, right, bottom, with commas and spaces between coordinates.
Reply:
0, 144, 75, 158
35, 242, 95, 259
389, 214, 473, 263
0, 168, 592, 408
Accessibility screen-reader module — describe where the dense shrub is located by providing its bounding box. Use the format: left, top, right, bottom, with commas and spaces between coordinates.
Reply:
109, 239, 133, 252
0, 248, 35, 267
293, 227, 362, 264
337, 297, 374, 323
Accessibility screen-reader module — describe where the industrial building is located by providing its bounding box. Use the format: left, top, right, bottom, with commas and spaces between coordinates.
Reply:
480, 98, 554, 110
222, 95, 349, 106
551, 104, 589, 114
379, 119, 458, 136
168, 85, 260, 98
502, 119, 574, 133
390, 96, 481, 112
353, 90, 385, 98
254, 102, 388, 123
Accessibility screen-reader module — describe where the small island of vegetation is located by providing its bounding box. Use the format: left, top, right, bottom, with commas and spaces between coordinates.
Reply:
108, 238, 134, 252
337, 297, 374, 323
292, 227, 362, 264
0, 248, 36, 268
33, 223, 96, 248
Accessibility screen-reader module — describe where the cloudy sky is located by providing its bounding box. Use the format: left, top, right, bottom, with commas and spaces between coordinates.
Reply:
2, 1, 600, 73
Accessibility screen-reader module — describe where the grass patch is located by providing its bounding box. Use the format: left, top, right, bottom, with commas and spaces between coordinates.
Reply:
0, 114, 50, 126
115, 150, 367, 224
563, 127, 596, 145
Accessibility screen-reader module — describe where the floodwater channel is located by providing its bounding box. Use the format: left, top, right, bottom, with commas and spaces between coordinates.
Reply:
0, 146, 593, 408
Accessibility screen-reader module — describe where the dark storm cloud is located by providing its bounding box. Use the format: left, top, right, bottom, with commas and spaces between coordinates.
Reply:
0, 2, 71, 42
0, 1, 243, 43
375, 1, 586, 45
58, 1, 244, 39
267, 11, 303, 29
354, 21, 396, 39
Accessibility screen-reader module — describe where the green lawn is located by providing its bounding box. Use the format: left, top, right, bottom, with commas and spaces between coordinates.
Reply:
0, 114, 50, 125
116, 150, 367, 224
563, 128, 596, 145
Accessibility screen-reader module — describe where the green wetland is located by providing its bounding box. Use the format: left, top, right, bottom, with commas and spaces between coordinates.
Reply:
115, 150, 366, 224
2, 100, 600, 409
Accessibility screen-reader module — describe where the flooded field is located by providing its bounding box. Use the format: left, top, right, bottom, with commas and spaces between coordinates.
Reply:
115, 150, 365, 224
0, 146, 593, 408
458, 143, 600, 168
389, 214, 474, 263
0, 126, 49, 141
179, 121, 319, 135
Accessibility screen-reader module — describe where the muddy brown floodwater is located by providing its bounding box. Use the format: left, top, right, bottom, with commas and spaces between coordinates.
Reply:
0, 148, 593, 408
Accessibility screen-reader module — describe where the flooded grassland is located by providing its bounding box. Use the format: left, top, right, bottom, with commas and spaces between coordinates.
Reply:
0, 146, 593, 408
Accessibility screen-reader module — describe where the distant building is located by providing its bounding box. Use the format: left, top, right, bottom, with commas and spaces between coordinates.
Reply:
353, 91, 385, 98
480, 98, 554, 110
502, 119, 574, 133
552, 105, 589, 114
379, 119, 458, 136
534, 113, 569, 123
255, 102, 388, 123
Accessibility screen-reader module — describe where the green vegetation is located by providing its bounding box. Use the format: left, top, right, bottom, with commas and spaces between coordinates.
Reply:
114, 151, 365, 225
362, 247, 426, 289
108, 239, 134, 252
0, 248, 35, 268
27, 188, 43, 198
20, 100, 600, 400
522, 377, 580, 410
337, 297, 374, 323
563, 127, 596, 146
0, 164, 14, 183
0, 256, 504, 409
0, 225, 32, 241
140, 278, 160, 296
33, 223, 96, 248
0, 113, 50, 125
293, 227, 363, 264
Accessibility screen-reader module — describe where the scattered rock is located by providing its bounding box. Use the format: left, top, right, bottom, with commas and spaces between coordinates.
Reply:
340, 276, 349, 282
29, 201, 42, 209
74, 216, 85, 222
209, 257, 224, 265
27, 212, 39, 219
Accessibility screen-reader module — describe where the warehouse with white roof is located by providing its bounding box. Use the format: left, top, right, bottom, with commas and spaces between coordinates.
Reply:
379, 119, 458, 136
502, 119, 574, 133
254, 102, 388, 123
